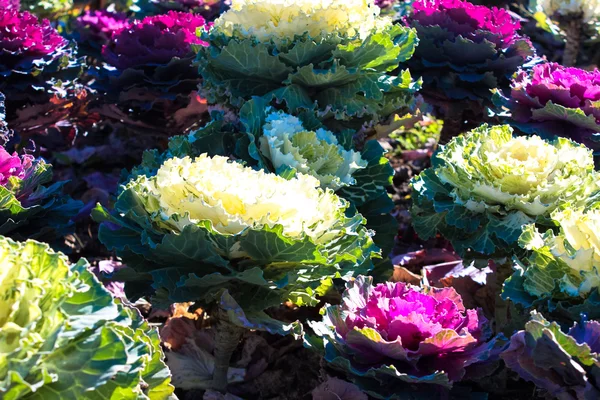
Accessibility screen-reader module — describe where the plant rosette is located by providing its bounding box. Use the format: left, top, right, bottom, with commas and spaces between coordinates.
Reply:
493, 63, 600, 155
0, 9, 87, 142
133, 98, 398, 257
502, 311, 600, 399
91, 11, 211, 138
197, 0, 420, 135
503, 206, 600, 323
403, 0, 538, 137
0, 146, 82, 248
411, 124, 598, 264
0, 236, 175, 399
306, 275, 504, 399
92, 153, 379, 390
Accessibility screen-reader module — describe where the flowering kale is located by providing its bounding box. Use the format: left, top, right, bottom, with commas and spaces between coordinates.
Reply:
502, 312, 600, 400
92, 11, 210, 138
404, 0, 536, 120
198, 0, 420, 134
503, 206, 600, 322
0, 236, 175, 398
307, 276, 501, 398
411, 124, 597, 262
0, 9, 86, 142
72, 10, 129, 57
0, 146, 82, 247
494, 63, 600, 152
93, 154, 378, 333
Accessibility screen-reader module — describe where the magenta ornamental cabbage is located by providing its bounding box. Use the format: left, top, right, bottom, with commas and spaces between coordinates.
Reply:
92, 11, 210, 140
102, 11, 209, 70
0, 147, 33, 185
404, 0, 537, 129
74, 10, 129, 49
0, 9, 85, 141
494, 62, 600, 151
308, 276, 502, 398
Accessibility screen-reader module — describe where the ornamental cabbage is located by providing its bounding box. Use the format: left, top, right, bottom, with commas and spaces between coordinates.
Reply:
131, 0, 225, 20
0, 9, 85, 140
411, 124, 597, 261
494, 63, 600, 152
198, 0, 419, 133
404, 0, 536, 121
502, 312, 600, 400
73, 10, 129, 57
92, 11, 210, 137
93, 153, 378, 333
259, 110, 367, 190
503, 207, 600, 322
0, 236, 175, 399
0, 146, 82, 247
307, 275, 501, 398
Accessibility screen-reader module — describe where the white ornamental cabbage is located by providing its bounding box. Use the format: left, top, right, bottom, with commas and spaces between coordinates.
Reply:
411, 124, 598, 260
259, 111, 367, 190
212, 0, 389, 42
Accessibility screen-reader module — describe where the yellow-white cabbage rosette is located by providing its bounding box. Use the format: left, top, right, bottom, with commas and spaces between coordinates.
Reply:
504, 207, 600, 322
93, 154, 378, 333
197, 0, 419, 131
411, 124, 597, 261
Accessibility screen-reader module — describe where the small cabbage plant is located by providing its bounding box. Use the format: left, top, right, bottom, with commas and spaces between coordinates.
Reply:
92, 11, 210, 138
197, 0, 420, 133
502, 312, 600, 399
93, 153, 379, 391
411, 124, 597, 263
494, 63, 600, 153
503, 206, 600, 322
0, 146, 82, 247
0, 236, 175, 399
307, 275, 502, 399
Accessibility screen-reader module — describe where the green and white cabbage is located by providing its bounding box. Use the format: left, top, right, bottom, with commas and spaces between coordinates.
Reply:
197, 0, 420, 133
259, 110, 367, 190
411, 124, 597, 262
0, 236, 174, 399
93, 153, 379, 334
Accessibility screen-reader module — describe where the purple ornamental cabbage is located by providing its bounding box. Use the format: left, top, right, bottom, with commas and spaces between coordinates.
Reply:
494, 62, 600, 151
502, 312, 600, 400
404, 0, 537, 136
0, 0, 19, 10
73, 10, 129, 55
308, 276, 502, 398
0, 9, 86, 142
92, 11, 209, 139
102, 11, 208, 70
